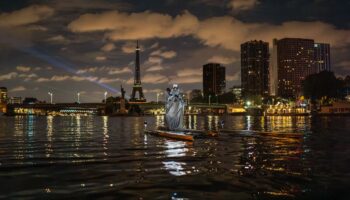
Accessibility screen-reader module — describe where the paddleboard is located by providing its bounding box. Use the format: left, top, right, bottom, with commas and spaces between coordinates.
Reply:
145, 130, 194, 141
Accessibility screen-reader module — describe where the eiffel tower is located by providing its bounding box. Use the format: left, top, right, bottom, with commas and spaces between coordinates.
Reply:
130, 41, 146, 102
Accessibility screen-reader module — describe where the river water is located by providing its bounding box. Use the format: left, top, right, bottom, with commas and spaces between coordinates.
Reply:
0, 115, 349, 199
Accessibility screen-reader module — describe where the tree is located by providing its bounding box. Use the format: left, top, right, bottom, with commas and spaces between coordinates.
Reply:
302, 71, 344, 101
218, 92, 236, 104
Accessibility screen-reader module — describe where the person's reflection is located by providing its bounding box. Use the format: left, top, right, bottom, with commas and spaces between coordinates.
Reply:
162, 140, 193, 176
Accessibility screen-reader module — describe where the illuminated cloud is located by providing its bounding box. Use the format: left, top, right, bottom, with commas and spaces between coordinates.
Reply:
121, 42, 141, 54
76, 66, 132, 75
150, 50, 177, 59
207, 55, 237, 64
10, 86, 26, 92
146, 56, 163, 65
146, 65, 165, 72
150, 42, 159, 49
0, 72, 18, 81
36, 75, 98, 82
68, 10, 199, 40
228, 0, 259, 11
170, 68, 202, 84
68, 10, 350, 52
47, 35, 69, 44
16, 66, 31, 72
142, 73, 169, 84
108, 66, 132, 75
95, 56, 107, 61
98, 77, 122, 84
196, 17, 350, 51
19, 73, 38, 81
227, 72, 240, 81
101, 43, 116, 52
0, 5, 54, 27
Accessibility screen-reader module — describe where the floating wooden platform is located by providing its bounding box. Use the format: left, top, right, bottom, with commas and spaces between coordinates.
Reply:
145, 130, 194, 141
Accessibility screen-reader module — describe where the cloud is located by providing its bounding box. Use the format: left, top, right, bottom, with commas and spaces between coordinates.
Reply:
95, 56, 107, 61
19, 73, 38, 81
16, 66, 31, 72
68, 10, 350, 52
108, 66, 132, 75
0, 72, 18, 81
207, 55, 237, 64
170, 68, 202, 84
227, 72, 240, 81
150, 42, 159, 49
47, 35, 69, 44
146, 65, 165, 72
36, 75, 98, 82
101, 43, 116, 52
68, 10, 199, 40
142, 73, 169, 84
76, 66, 132, 75
121, 42, 138, 53
98, 77, 121, 84
228, 0, 259, 11
150, 50, 177, 59
76, 67, 99, 74
146, 56, 163, 65
10, 86, 26, 92
0, 5, 54, 27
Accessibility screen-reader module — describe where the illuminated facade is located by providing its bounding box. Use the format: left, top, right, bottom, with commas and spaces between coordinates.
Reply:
241, 40, 269, 98
203, 63, 226, 98
314, 43, 331, 72
275, 38, 316, 98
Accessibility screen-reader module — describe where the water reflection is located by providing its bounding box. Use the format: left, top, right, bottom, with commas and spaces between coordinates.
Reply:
0, 115, 348, 199
46, 116, 53, 158
102, 116, 109, 157
163, 140, 193, 176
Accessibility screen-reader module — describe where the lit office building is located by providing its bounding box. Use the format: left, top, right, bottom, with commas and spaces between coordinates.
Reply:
274, 38, 315, 98
314, 43, 331, 72
241, 40, 269, 98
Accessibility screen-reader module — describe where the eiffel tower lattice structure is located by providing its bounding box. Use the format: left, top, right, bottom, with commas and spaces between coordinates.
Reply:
130, 41, 146, 102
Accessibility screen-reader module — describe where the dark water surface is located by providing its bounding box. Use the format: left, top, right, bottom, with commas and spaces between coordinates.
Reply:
0, 115, 349, 199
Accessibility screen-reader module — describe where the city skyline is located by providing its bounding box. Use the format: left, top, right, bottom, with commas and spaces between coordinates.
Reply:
0, 0, 350, 102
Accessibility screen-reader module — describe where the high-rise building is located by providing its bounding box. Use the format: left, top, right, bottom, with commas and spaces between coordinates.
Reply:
203, 63, 226, 98
241, 40, 269, 99
274, 38, 315, 98
314, 43, 331, 72
130, 41, 146, 102
270, 39, 278, 96
0, 87, 7, 104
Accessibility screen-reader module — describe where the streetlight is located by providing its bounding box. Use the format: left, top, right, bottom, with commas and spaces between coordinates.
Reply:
156, 92, 163, 104
48, 92, 53, 104
104, 91, 108, 103
209, 95, 211, 106
77, 92, 80, 104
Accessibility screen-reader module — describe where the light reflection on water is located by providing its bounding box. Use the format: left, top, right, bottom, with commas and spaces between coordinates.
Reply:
0, 115, 349, 199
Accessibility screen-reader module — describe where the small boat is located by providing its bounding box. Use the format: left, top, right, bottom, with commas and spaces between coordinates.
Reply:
145, 129, 194, 141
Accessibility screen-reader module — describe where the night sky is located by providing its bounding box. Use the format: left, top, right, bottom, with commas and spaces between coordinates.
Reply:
0, 0, 349, 102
